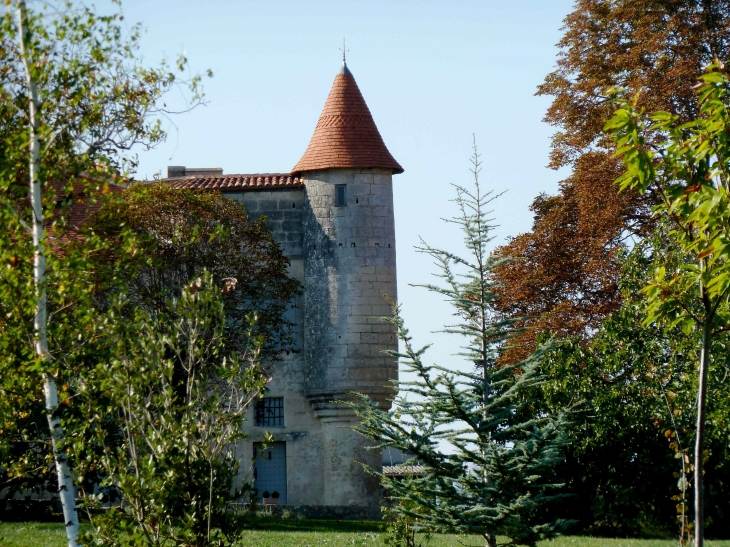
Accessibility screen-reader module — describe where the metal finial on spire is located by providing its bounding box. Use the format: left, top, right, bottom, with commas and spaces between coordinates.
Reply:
339, 38, 351, 74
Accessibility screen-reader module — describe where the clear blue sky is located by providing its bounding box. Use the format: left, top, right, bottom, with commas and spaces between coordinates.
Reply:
119, 0, 575, 365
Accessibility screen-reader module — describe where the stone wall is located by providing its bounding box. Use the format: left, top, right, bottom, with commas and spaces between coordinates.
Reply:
229, 171, 399, 512
227, 189, 305, 258
300, 168, 399, 509
235, 253, 328, 507
301, 168, 398, 408
236, 350, 327, 506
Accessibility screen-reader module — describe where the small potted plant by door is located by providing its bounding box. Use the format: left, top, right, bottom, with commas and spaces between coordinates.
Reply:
262, 491, 280, 505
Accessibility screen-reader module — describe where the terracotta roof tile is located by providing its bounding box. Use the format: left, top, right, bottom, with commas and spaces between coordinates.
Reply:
292, 64, 403, 175
167, 174, 303, 191
383, 464, 426, 475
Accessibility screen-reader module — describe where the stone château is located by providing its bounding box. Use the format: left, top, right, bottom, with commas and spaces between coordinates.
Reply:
164, 60, 403, 518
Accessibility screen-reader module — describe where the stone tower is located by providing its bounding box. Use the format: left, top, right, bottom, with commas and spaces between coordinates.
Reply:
292, 60, 403, 507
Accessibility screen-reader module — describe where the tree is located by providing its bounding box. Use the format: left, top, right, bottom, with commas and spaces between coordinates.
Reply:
82, 183, 300, 361
74, 272, 267, 547
493, 0, 730, 362
350, 145, 570, 547
537, 229, 730, 540
493, 152, 646, 364
606, 64, 730, 547
0, 192, 106, 513
0, 1, 208, 544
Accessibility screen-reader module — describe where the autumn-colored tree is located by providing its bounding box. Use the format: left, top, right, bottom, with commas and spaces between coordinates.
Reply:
494, 0, 730, 362
495, 152, 647, 363
82, 183, 301, 361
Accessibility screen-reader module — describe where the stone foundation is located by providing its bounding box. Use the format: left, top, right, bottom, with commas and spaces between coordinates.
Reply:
231, 503, 383, 521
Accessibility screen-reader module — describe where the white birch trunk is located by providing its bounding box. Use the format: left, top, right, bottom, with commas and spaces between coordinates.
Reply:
694, 314, 712, 547
16, 3, 79, 545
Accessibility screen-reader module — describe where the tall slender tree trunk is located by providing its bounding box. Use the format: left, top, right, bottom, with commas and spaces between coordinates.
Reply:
694, 305, 712, 547
16, 3, 79, 546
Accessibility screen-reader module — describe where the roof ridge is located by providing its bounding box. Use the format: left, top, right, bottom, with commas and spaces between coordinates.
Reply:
165, 173, 304, 192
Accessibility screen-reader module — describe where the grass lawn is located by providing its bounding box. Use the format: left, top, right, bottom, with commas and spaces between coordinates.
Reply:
3, 520, 730, 547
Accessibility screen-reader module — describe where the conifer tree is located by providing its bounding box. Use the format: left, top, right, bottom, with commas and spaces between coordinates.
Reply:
350, 143, 570, 547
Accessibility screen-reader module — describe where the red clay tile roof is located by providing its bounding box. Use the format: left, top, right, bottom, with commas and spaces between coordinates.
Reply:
292, 64, 403, 175
167, 174, 303, 191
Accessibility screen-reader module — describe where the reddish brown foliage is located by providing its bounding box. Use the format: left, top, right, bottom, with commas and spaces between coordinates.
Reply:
494, 0, 730, 362
84, 183, 300, 360
542, 0, 730, 169
495, 153, 651, 363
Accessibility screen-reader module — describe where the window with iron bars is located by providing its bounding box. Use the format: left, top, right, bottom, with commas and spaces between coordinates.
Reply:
254, 397, 284, 427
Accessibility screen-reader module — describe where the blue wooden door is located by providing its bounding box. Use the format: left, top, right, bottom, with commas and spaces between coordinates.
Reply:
254, 442, 287, 504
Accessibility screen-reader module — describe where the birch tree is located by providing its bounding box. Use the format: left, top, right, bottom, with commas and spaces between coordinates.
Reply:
0, 2, 207, 545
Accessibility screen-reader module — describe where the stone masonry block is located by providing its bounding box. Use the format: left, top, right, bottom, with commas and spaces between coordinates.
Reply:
346, 344, 380, 358
346, 314, 371, 325
349, 184, 371, 195
373, 282, 395, 293
368, 194, 391, 206
377, 333, 396, 345
353, 227, 372, 238
371, 304, 392, 316
369, 184, 392, 195
364, 216, 383, 228
371, 206, 390, 218
359, 332, 379, 344
347, 366, 390, 382
353, 174, 375, 184
350, 304, 373, 316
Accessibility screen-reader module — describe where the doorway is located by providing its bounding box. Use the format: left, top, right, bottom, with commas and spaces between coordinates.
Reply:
253, 441, 287, 504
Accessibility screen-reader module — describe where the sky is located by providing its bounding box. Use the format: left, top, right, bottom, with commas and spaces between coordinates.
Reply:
117, 0, 576, 367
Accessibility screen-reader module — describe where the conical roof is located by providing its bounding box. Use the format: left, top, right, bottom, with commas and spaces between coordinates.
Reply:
292, 63, 403, 175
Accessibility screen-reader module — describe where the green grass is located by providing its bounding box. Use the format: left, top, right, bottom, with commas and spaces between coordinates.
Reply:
2, 521, 730, 547
0, 522, 75, 547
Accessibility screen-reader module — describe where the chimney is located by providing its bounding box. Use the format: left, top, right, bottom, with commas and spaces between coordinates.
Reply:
166, 166, 223, 178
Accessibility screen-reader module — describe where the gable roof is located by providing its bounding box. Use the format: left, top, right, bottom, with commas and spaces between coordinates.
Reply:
291, 63, 403, 175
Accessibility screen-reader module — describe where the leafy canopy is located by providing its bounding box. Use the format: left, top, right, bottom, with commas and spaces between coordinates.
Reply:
493, 0, 730, 363
82, 183, 301, 360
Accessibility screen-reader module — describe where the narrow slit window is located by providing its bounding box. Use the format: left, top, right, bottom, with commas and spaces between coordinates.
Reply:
335, 184, 347, 207
254, 397, 284, 428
